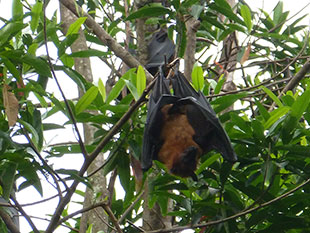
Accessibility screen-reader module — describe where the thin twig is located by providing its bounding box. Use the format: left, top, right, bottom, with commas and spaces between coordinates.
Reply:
59, 201, 107, 224
127, 220, 145, 232
18, 193, 61, 207
10, 196, 40, 233
102, 204, 123, 233
118, 191, 145, 224
27, 215, 79, 232
21, 126, 67, 196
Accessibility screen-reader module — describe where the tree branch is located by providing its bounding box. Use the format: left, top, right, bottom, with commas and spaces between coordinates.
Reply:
0, 208, 20, 233
118, 191, 145, 224
11, 196, 40, 233
280, 59, 310, 95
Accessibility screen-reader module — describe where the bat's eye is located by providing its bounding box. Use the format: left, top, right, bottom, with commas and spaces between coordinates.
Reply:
181, 146, 198, 164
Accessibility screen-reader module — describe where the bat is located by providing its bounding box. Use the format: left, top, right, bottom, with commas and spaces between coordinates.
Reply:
145, 29, 175, 76
141, 67, 237, 180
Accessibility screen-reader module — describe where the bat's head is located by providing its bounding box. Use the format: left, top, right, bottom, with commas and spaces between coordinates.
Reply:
170, 146, 199, 181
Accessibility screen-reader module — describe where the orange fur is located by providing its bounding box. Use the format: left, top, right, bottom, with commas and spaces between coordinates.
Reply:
158, 105, 202, 176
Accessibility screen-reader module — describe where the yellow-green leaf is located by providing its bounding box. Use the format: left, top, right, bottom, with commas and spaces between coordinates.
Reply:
261, 86, 283, 107
76, 86, 98, 114
30, 1, 43, 32
66, 17, 87, 36
240, 4, 252, 32
98, 78, 106, 103
137, 65, 146, 96
192, 64, 204, 91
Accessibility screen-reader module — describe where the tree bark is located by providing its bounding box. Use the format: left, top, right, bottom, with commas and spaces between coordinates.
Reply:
59, 3, 108, 233
218, 0, 237, 113
184, 15, 200, 80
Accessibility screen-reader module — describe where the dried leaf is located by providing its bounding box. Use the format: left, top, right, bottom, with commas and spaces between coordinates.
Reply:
3, 84, 19, 126
240, 43, 251, 65
130, 155, 143, 190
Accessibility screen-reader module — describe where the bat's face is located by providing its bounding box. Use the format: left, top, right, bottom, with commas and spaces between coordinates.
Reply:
170, 146, 199, 180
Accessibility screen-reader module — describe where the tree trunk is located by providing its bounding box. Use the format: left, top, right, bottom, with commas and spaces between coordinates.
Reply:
59, 3, 108, 233
184, 15, 200, 81
219, 0, 237, 92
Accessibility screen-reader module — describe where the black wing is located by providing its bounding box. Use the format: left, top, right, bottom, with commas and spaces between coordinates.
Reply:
141, 69, 237, 172
145, 29, 175, 76
141, 69, 178, 171
171, 71, 237, 162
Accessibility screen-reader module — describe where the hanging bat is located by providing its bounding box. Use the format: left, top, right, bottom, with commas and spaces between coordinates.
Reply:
141, 68, 237, 180
145, 29, 175, 76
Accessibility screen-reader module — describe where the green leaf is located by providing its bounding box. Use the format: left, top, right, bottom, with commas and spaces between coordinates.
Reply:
123, 79, 139, 101
211, 93, 247, 113
117, 155, 130, 192
33, 92, 48, 108
106, 78, 126, 104
290, 90, 310, 119
56, 169, 91, 187
137, 66, 146, 96
191, 64, 204, 91
76, 86, 99, 114
210, 2, 245, 26
30, 1, 43, 32
230, 113, 252, 135
261, 86, 283, 107
273, 1, 283, 25
214, 75, 225, 94
255, 100, 270, 121
263, 106, 290, 129
18, 160, 43, 196
60, 54, 75, 68
240, 4, 252, 32
196, 153, 221, 175
22, 54, 51, 77
43, 123, 65, 131
55, 66, 87, 92
0, 56, 21, 83
214, 0, 232, 10
18, 120, 40, 148
0, 161, 17, 200
69, 49, 109, 58
12, 0, 23, 21
126, 4, 171, 21
190, 5, 204, 19
98, 79, 106, 103
281, 90, 310, 143
0, 22, 26, 47
66, 17, 87, 36
251, 120, 265, 141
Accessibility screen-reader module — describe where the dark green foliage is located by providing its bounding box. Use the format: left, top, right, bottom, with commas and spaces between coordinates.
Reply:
0, 0, 310, 232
